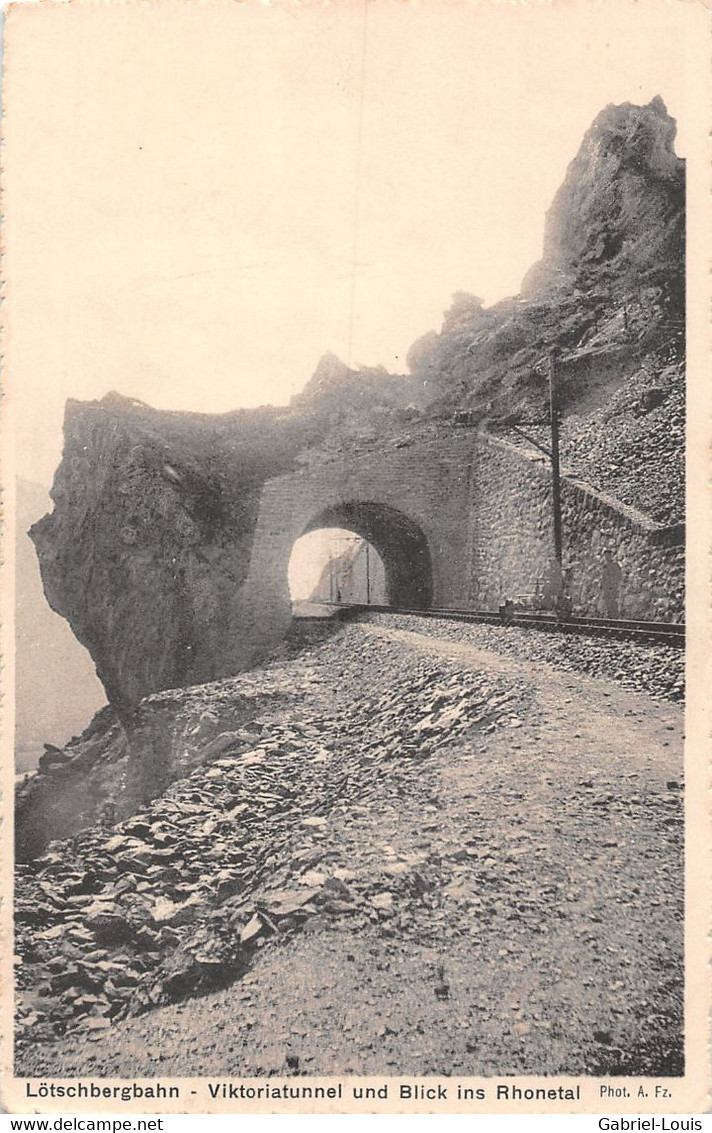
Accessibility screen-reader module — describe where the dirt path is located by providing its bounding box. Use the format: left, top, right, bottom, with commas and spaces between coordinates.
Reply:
19, 621, 683, 1079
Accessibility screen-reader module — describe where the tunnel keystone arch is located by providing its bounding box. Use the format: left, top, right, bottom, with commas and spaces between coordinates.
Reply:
300, 502, 433, 609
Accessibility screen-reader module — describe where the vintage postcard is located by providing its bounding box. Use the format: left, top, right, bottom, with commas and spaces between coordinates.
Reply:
1, 0, 709, 1116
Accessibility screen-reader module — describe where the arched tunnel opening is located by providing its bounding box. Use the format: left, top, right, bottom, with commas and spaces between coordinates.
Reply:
288, 501, 433, 612
289, 528, 387, 610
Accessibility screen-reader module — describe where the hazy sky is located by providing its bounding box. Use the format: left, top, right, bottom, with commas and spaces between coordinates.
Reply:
4, 0, 696, 486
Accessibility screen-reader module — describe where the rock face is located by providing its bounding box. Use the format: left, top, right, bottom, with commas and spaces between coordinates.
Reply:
30, 396, 303, 717
523, 97, 684, 301
29, 98, 685, 723
293, 352, 427, 415
16, 479, 105, 769
409, 97, 684, 426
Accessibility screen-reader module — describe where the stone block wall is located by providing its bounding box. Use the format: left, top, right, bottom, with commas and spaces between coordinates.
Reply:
469, 435, 684, 620
467, 438, 554, 608
235, 434, 480, 648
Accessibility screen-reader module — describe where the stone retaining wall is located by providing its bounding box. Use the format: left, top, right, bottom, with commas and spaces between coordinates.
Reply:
469, 435, 684, 620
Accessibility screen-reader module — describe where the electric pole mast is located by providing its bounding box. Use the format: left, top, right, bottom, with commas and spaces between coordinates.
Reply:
548, 352, 564, 605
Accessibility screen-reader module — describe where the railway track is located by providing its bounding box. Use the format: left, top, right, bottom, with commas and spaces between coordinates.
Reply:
327, 602, 685, 647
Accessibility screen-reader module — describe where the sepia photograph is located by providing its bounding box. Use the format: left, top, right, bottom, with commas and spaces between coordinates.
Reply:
2, 0, 709, 1115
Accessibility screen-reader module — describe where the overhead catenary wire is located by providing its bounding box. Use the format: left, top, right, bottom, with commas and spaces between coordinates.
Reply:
346, 0, 370, 368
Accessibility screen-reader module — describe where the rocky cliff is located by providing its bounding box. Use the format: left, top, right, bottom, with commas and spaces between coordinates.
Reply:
29, 97, 685, 724
30, 396, 308, 717
407, 97, 684, 415
523, 96, 684, 303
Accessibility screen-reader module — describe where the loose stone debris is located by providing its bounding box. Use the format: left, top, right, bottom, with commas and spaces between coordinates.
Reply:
16, 618, 683, 1078
16, 628, 528, 1051
366, 613, 684, 701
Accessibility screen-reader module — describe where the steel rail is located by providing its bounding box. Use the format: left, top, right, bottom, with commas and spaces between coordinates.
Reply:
328, 602, 685, 647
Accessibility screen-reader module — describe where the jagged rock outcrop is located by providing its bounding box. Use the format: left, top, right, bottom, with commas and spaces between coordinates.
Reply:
15, 98, 688, 1076
409, 97, 684, 419
31, 396, 307, 717
522, 96, 684, 302
292, 352, 429, 443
